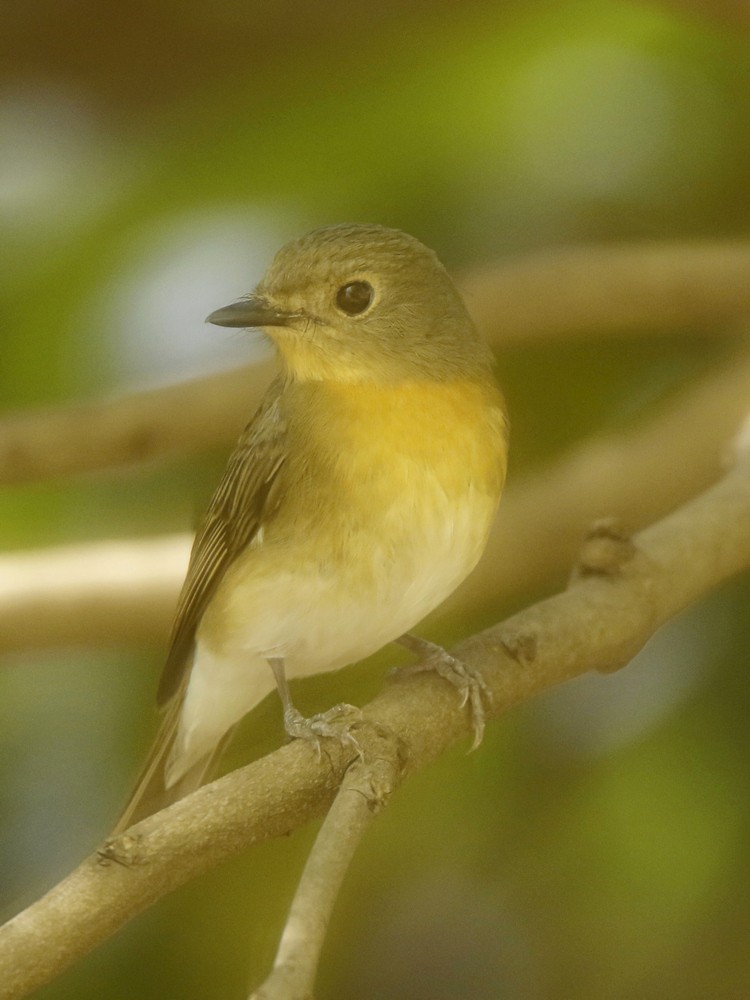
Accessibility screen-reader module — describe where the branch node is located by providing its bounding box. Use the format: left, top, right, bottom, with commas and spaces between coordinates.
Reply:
97, 833, 143, 868
572, 517, 637, 579
499, 630, 538, 666
346, 741, 401, 812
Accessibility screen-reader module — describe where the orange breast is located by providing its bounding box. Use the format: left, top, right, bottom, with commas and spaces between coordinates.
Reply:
316, 378, 508, 500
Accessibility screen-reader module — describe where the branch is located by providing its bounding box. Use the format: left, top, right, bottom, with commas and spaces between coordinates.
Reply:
459, 240, 750, 344
0, 359, 275, 485
249, 729, 400, 1000
2, 241, 750, 485
1, 447, 749, 1000
0, 535, 187, 651
454, 344, 750, 619
4, 348, 750, 653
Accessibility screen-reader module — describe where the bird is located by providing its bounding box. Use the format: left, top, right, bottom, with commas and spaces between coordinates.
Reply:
114, 223, 508, 833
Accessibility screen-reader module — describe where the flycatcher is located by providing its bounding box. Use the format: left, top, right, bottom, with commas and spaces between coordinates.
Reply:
115, 223, 508, 831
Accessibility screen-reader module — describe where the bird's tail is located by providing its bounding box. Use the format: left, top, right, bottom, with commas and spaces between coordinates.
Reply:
111, 685, 231, 836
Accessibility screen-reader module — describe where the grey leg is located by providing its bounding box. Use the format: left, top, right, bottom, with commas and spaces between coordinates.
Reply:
267, 656, 362, 748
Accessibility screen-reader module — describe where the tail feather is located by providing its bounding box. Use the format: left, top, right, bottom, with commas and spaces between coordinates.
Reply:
112, 686, 233, 835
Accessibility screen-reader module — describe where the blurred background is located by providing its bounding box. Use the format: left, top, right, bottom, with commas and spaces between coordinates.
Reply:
2, 1, 750, 997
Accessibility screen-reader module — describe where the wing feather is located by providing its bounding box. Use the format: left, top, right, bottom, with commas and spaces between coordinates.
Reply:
156, 378, 287, 706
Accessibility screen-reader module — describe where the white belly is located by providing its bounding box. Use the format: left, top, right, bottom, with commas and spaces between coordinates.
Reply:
170, 481, 497, 785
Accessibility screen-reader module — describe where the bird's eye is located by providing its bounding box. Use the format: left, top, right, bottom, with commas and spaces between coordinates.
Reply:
335, 281, 374, 316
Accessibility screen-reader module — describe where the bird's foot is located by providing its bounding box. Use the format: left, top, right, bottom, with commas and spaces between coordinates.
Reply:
283, 702, 364, 756
394, 634, 492, 749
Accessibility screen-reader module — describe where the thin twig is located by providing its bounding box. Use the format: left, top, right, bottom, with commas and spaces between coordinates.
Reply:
249, 726, 401, 1000
1, 451, 749, 1000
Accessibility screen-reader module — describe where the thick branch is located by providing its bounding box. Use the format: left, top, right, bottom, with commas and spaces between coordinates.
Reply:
3, 348, 750, 653
2, 241, 750, 485
1, 452, 749, 1000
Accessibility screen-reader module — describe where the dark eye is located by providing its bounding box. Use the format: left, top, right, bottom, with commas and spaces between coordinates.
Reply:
335, 281, 374, 316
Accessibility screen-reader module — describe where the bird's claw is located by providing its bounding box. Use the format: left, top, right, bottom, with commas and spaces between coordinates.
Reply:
393, 636, 492, 749
283, 702, 364, 757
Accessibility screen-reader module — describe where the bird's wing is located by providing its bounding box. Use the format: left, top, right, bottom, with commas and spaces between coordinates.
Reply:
156, 378, 287, 707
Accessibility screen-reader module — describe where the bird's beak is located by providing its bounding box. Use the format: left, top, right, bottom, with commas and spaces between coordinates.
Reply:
206, 295, 293, 328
